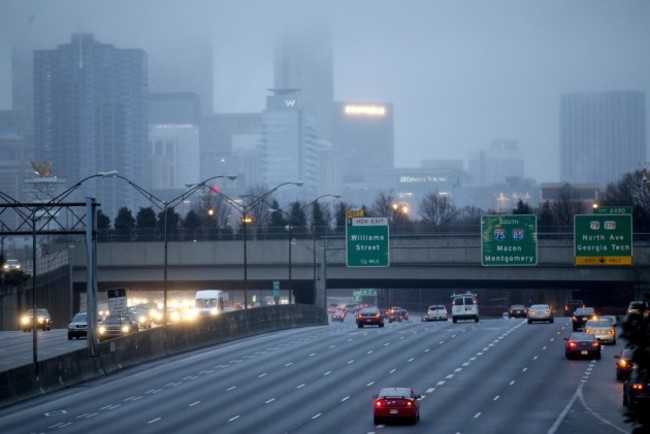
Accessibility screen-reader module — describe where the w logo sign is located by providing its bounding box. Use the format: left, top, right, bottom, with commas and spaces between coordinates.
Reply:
285, 99, 296, 107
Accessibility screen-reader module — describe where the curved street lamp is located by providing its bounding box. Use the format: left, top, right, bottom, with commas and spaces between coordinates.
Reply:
106, 172, 238, 324
269, 194, 341, 304
216, 181, 303, 309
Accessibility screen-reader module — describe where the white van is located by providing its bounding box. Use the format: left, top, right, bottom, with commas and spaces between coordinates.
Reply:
194, 290, 225, 317
451, 292, 479, 323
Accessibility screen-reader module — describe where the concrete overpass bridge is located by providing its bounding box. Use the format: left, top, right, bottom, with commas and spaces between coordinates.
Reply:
68, 234, 650, 308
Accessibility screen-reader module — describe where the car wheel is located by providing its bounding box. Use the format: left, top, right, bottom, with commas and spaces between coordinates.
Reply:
527, 319, 532, 324
475, 317, 479, 323
67, 334, 72, 340
549, 318, 554, 323
452, 317, 457, 323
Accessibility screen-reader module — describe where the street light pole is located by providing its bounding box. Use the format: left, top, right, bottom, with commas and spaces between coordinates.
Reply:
108, 173, 237, 323
270, 193, 340, 305
217, 181, 304, 309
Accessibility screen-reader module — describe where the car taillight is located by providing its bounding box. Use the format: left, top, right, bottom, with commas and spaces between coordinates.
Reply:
375, 400, 383, 407
592, 342, 600, 348
568, 342, 577, 348
375, 313, 380, 318
608, 329, 615, 335
633, 383, 644, 391
585, 329, 592, 334
406, 400, 414, 407
619, 360, 628, 368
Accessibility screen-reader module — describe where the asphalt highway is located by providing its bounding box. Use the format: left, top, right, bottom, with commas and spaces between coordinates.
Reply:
0, 316, 635, 433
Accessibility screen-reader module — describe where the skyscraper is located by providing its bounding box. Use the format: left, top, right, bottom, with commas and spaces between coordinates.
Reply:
560, 91, 646, 187
33, 34, 148, 218
273, 24, 333, 143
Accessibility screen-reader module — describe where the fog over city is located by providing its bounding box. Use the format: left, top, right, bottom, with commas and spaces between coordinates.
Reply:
1, 0, 649, 183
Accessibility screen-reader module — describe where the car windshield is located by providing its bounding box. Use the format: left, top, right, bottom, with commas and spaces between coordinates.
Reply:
73, 313, 87, 322
360, 308, 378, 315
576, 308, 594, 315
586, 319, 610, 328
530, 305, 548, 310
104, 316, 124, 325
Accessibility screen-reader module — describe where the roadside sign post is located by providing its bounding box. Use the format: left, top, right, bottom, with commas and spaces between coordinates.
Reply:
346, 217, 389, 267
481, 215, 537, 266
574, 214, 633, 265
273, 280, 280, 304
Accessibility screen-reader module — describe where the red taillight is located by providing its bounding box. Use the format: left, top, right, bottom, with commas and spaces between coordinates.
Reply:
592, 342, 600, 348
375, 400, 383, 407
375, 313, 381, 318
568, 342, 577, 348
633, 383, 644, 391
608, 329, 615, 335
406, 400, 414, 407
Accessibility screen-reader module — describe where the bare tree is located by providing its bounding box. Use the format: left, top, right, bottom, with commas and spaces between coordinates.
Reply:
419, 191, 458, 228
551, 183, 585, 227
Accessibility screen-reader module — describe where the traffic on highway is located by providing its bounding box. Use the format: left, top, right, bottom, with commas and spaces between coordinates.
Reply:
0, 311, 635, 433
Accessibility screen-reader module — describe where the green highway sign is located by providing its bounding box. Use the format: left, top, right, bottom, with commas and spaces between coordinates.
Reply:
593, 206, 632, 215
273, 280, 280, 302
346, 217, 390, 267
574, 214, 632, 266
481, 215, 537, 266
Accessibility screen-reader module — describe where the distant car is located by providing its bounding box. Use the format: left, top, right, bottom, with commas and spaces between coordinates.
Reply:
331, 308, 346, 322
356, 307, 384, 328
67, 311, 88, 340
387, 308, 408, 323
98, 313, 139, 341
564, 299, 585, 317
373, 387, 420, 425
423, 305, 448, 322
615, 348, 634, 382
451, 292, 479, 323
345, 303, 360, 315
508, 304, 528, 318
564, 332, 601, 360
584, 318, 616, 345
327, 303, 338, 313
2, 259, 21, 271
627, 300, 648, 319
623, 367, 650, 409
20, 308, 52, 332
527, 304, 554, 324
572, 307, 596, 331
129, 305, 153, 329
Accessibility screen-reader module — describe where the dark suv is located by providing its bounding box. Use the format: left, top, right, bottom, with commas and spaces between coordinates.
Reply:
572, 307, 596, 331
564, 300, 584, 317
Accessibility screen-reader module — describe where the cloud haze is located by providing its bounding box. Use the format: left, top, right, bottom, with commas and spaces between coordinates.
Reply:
1, 0, 648, 183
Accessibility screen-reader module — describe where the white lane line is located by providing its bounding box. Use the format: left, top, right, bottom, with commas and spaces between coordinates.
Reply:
437, 381, 446, 386
367, 350, 374, 354
389, 368, 397, 374
509, 380, 516, 386
367, 381, 375, 387
324, 371, 332, 376
309, 353, 316, 357
189, 401, 201, 407
147, 417, 162, 424
522, 367, 528, 372
312, 413, 322, 419
493, 395, 500, 401
228, 415, 240, 422
341, 396, 350, 402
474, 412, 481, 419
227, 386, 237, 391
347, 360, 355, 364
284, 362, 293, 367
426, 388, 435, 393
408, 358, 414, 362
446, 374, 454, 379
297, 383, 306, 389
265, 398, 276, 404
259, 373, 268, 378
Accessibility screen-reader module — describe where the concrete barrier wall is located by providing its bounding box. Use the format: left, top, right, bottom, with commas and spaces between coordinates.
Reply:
0, 304, 327, 407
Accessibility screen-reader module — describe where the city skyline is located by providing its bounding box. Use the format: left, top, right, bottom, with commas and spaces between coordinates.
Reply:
1, 0, 649, 185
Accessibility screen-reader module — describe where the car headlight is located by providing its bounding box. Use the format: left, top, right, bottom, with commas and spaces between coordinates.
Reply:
138, 315, 147, 324
121, 325, 131, 333
37, 317, 44, 323
20, 316, 29, 325
210, 308, 219, 316
98, 326, 106, 334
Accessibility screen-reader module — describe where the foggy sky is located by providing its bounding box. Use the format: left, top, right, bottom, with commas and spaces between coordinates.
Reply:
1, 0, 649, 183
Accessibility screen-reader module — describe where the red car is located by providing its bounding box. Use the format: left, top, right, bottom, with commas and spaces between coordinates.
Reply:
373, 387, 420, 425
331, 308, 346, 322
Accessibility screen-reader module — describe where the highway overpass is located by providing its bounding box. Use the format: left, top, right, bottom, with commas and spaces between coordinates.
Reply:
67, 234, 650, 299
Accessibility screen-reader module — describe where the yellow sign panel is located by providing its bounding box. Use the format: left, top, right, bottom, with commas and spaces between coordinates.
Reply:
575, 256, 633, 266
346, 209, 365, 218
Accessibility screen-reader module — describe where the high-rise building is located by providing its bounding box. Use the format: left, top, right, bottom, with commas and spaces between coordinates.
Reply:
468, 139, 525, 187
273, 24, 333, 143
560, 91, 646, 187
149, 92, 201, 190
261, 89, 319, 200
33, 34, 148, 219
332, 101, 394, 183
